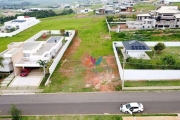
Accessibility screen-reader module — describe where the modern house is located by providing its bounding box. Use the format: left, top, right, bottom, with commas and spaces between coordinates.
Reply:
126, 6, 180, 29
0, 30, 75, 77
96, 0, 135, 15
113, 41, 180, 80
122, 40, 152, 59
0, 16, 40, 37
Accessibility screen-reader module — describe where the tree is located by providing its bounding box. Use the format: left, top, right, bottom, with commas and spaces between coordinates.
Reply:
37, 60, 47, 76
154, 43, 166, 54
9, 104, 22, 120
0, 56, 4, 68
60, 29, 65, 36
132, 14, 137, 19
106, 16, 114, 22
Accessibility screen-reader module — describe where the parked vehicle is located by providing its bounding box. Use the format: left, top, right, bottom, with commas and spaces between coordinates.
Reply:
119, 102, 144, 114
20, 68, 31, 77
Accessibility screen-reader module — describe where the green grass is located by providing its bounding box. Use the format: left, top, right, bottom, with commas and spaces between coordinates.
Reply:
0, 114, 177, 120
133, 3, 157, 12
121, 47, 180, 69
125, 80, 180, 87
112, 29, 180, 41
19, 115, 123, 120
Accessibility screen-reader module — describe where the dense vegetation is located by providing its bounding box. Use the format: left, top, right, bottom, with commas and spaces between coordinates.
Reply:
0, 9, 74, 24
112, 29, 180, 41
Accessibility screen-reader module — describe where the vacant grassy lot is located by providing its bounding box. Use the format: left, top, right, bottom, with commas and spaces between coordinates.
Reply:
133, 3, 156, 12
125, 80, 180, 87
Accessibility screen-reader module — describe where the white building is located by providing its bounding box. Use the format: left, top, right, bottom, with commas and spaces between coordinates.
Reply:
126, 6, 180, 29
78, 8, 93, 14
0, 30, 75, 76
0, 16, 40, 37
122, 40, 152, 59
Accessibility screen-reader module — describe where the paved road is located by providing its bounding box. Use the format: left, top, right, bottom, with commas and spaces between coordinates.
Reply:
0, 91, 180, 115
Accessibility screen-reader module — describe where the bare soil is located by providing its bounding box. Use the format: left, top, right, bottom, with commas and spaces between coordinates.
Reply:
59, 36, 121, 91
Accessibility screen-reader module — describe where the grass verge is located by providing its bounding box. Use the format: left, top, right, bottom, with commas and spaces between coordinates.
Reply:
125, 80, 180, 87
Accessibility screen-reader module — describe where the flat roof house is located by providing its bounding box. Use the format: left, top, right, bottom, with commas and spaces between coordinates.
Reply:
122, 40, 151, 59
126, 6, 180, 29
0, 16, 40, 37
0, 35, 64, 76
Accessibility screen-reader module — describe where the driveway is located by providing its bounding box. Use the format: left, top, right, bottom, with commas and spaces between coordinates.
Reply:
0, 69, 44, 95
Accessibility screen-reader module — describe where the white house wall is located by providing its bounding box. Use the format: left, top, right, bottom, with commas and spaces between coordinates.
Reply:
0, 63, 13, 72
46, 30, 75, 85
0, 19, 40, 37
128, 51, 145, 58
113, 41, 180, 81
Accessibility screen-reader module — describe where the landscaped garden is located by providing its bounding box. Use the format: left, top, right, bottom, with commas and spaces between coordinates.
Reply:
117, 46, 180, 69
112, 29, 180, 41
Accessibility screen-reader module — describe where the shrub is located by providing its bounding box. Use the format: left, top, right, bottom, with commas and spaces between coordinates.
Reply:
106, 16, 114, 22
9, 104, 22, 120
154, 43, 166, 54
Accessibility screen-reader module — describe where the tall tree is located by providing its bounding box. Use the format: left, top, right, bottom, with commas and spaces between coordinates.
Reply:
37, 60, 46, 76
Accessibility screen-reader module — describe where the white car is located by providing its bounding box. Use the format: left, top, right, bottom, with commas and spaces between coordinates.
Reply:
119, 102, 144, 114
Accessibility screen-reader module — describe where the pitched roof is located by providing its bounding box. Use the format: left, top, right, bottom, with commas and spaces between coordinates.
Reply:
122, 40, 151, 51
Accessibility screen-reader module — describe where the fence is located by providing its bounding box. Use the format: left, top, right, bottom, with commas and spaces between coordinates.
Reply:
113, 41, 180, 80
45, 30, 75, 85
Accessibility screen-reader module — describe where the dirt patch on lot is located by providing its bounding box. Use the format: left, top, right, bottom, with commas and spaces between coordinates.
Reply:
59, 35, 121, 92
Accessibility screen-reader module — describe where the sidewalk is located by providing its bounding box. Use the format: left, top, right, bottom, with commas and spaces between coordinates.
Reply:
123, 116, 180, 120
123, 86, 180, 90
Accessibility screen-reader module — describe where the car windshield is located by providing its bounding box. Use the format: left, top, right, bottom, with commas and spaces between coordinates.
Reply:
126, 104, 131, 109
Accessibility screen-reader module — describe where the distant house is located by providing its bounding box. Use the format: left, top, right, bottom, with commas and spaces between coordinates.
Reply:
126, 6, 180, 29
96, 1, 135, 15
122, 40, 151, 59
0, 16, 40, 37
78, 8, 93, 14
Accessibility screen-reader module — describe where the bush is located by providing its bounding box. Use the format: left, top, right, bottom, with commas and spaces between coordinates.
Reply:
9, 104, 22, 120
114, 84, 122, 91
106, 16, 114, 22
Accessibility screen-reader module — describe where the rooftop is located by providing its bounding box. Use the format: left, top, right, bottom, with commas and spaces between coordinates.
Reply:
12, 20, 26, 23
23, 42, 42, 51
137, 14, 151, 17
47, 36, 63, 43
33, 43, 55, 55
122, 40, 151, 51
156, 6, 179, 14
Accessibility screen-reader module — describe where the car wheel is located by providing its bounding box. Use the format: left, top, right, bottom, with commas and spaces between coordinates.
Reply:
137, 110, 141, 113
125, 111, 128, 114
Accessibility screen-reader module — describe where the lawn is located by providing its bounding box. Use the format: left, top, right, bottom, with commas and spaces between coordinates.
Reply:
118, 47, 180, 69
133, 3, 157, 12
8, 115, 123, 120
125, 80, 180, 87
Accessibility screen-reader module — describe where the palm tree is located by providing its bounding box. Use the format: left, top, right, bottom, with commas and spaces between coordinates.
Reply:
37, 60, 46, 76
0, 56, 4, 68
